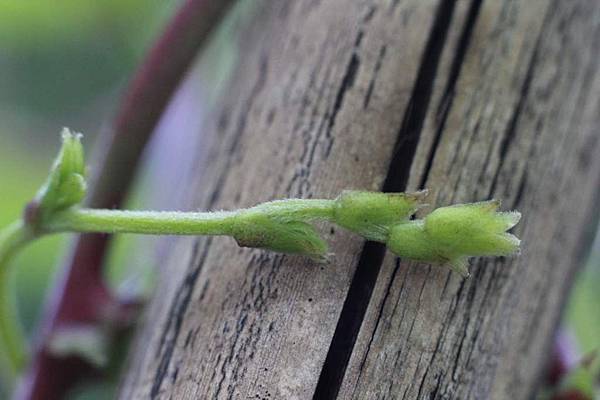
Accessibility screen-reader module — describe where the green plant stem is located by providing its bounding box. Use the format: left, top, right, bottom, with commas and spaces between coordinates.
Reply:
45, 200, 336, 236
0, 188, 521, 390
49, 209, 239, 236
0, 198, 335, 386
0, 222, 35, 386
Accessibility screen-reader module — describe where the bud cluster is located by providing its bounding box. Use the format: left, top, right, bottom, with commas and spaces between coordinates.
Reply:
229, 189, 521, 276
333, 192, 520, 276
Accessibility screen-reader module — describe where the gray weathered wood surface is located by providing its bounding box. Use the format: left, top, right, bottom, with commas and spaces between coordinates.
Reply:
119, 0, 600, 399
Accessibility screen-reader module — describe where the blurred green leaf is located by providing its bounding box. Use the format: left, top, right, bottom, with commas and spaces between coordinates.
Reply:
0, 0, 178, 120
566, 250, 600, 353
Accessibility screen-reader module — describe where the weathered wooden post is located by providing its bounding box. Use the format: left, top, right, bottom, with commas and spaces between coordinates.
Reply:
119, 1, 600, 398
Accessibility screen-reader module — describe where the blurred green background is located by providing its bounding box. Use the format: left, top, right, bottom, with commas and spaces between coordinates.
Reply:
0, 1, 598, 399
1, 0, 178, 328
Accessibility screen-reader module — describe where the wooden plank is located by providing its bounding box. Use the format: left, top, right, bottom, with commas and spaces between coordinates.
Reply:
118, 1, 451, 398
338, 0, 600, 399
119, 0, 600, 398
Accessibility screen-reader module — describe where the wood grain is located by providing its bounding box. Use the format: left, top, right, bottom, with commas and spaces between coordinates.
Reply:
119, 0, 600, 399
339, 0, 600, 399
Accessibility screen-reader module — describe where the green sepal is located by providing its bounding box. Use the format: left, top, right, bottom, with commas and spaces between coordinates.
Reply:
424, 200, 521, 257
232, 211, 328, 261
52, 173, 87, 211
333, 190, 426, 242
386, 200, 521, 277
387, 221, 434, 262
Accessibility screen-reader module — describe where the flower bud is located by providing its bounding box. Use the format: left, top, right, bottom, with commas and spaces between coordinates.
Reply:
232, 212, 328, 261
387, 200, 521, 277
333, 190, 426, 242
33, 129, 87, 223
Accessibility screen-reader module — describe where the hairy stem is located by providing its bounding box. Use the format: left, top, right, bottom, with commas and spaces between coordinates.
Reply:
0, 222, 35, 387
0, 198, 335, 385
46, 200, 336, 237
48, 209, 239, 236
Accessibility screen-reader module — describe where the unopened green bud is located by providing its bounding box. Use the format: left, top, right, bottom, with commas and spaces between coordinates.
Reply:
333, 190, 426, 242
34, 129, 87, 222
56, 128, 85, 182
387, 200, 521, 276
232, 212, 328, 261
